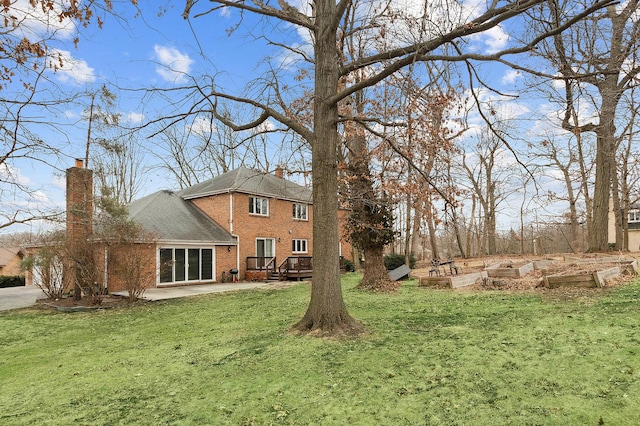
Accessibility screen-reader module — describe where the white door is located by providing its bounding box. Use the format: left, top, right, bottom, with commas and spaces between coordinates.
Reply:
256, 238, 275, 258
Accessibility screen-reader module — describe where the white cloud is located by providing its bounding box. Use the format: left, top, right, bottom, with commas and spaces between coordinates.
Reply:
552, 72, 566, 89
480, 25, 509, 54
0, 164, 31, 186
219, 6, 231, 18
501, 70, 521, 85
51, 49, 96, 84
29, 190, 49, 203
188, 117, 216, 136
153, 45, 194, 84
255, 119, 276, 133
126, 112, 145, 124
51, 174, 65, 191
2, 0, 76, 42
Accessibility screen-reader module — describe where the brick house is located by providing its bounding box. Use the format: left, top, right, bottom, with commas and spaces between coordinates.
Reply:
55, 164, 352, 292
0, 247, 24, 276
608, 200, 640, 251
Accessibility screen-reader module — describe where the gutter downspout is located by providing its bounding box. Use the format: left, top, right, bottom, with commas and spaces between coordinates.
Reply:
229, 191, 240, 274
104, 244, 109, 293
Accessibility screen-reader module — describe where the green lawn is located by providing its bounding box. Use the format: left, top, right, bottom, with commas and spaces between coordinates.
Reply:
1, 274, 640, 425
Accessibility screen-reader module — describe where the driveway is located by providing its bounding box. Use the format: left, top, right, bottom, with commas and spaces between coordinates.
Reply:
0, 286, 47, 311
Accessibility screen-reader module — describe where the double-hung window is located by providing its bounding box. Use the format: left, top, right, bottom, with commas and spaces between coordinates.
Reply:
292, 239, 308, 254
293, 203, 308, 220
629, 209, 640, 223
249, 196, 269, 216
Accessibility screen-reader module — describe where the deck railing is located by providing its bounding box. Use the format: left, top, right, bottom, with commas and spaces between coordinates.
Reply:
247, 256, 346, 280
246, 256, 276, 274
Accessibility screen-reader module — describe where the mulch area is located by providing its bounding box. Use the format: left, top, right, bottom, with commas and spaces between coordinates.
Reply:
36, 295, 147, 311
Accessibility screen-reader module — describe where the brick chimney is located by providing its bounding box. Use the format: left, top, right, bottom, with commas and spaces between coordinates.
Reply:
66, 159, 93, 241
274, 165, 284, 178
66, 159, 93, 299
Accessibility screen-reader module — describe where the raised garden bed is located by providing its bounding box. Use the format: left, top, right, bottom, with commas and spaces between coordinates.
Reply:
485, 261, 534, 278
419, 271, 488, 289
543, 266, 622, 289
562, 256, 638, 273
533, 259, 556, 270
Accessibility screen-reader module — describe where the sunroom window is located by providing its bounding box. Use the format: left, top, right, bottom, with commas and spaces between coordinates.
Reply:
159, 247, 214, 284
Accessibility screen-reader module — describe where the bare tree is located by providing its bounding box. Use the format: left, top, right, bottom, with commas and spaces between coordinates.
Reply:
167, 0, 614, 336
533, 0, 640, 251
527, 134, 593, 253
84, 86, 147, 205
615, 86, 640, 250
0, 2, 134, 231
0, 67, 72, 230
459, 126, 518, 255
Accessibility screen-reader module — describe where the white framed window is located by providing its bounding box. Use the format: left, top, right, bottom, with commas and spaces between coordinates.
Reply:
159, 247, 214, 284
292, 203, 308, 220
292, 239, 308, 253
249, 196, 269, 216
629, 209, 640, 223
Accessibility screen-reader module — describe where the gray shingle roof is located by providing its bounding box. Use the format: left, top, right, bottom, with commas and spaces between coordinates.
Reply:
177, 166, 312, 203
127, 190, 236, 244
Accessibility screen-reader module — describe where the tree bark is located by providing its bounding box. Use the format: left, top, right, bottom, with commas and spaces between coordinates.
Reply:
292, 0, 362, 336
426, 200, 439, 259
411, 199, 423, 259
345, 132, 396, 292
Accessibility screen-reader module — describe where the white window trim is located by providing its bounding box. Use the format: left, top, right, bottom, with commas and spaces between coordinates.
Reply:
158, 246, 216, 286
293, 203, 308, 221
292, 238, 308, 254
249, 196, 269, 216
255, 238, 276, 258
629, 209, 640, 223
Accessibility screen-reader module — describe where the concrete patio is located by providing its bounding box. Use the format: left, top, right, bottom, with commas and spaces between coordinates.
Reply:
0, 282, 285, 311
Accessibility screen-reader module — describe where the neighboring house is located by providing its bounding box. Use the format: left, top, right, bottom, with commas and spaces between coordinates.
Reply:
41, 163, 352, 293
0, 247, 24, 276
608, 201, 640, 250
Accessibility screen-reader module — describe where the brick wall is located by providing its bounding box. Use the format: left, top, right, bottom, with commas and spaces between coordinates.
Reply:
191, 194, 231, 233
190, 191, 353, 279
106, 243, 156, 293
216, 245, 237, 282
65, 161, 93, 294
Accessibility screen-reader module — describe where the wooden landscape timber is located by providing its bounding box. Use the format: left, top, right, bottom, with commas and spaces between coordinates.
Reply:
562, 256, 638, 273
485, 262, 534, 279
419, 271, 488, 289
533, 259, 556, 270
543, 266, 622, 289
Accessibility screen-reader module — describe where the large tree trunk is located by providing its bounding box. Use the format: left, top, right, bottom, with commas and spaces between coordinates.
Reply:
411, 199, 423, 260
612, 168, 624, 250
346, 132, 396, 292
404, 180, 413, 261
426, 201, 439, 259
467, 194, 476, 257
292, 0, 362, 336
589, 92, 617, 252
590, 133, 612, 252
449, 206, 467, 258
360, 246, 391, 290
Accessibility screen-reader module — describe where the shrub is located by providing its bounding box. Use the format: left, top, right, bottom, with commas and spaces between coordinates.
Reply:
0, 275, 25, 288
343, 259, 355, 272
22, 245, 66, 300
384, 253, 416, 270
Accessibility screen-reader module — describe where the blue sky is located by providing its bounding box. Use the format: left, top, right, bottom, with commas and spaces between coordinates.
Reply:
2, 0, 577, 234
